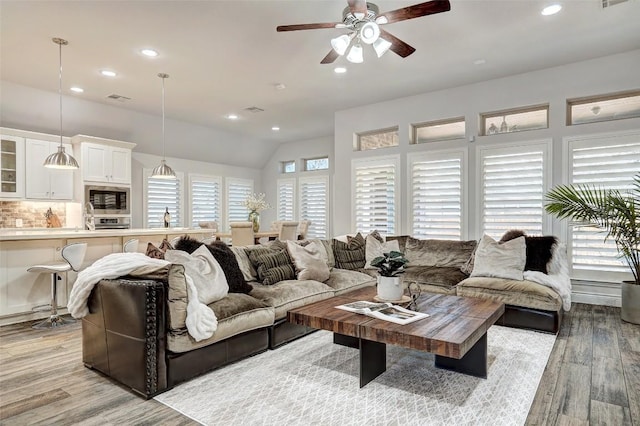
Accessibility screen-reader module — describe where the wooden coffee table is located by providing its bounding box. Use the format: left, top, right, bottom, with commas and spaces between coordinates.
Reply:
287, 286, 504, 387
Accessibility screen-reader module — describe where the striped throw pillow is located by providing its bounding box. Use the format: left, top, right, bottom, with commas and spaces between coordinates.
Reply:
248, 247, 296, 285
333, 232, 366, 270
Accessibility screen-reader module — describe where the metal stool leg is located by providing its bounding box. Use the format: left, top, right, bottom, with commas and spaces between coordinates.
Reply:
32, 272, 75, 329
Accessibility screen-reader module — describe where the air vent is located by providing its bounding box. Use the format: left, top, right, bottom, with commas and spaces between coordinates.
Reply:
244, 106, 264, 113
602, 0, 628, 8
106, 94, 131, 102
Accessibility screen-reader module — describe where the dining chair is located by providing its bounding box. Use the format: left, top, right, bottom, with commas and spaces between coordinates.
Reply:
278, 221, 299, 241
123, 238, 139, 253
198, 221, 218, 231
298, 220, 311, 240
230, 222, 255, 246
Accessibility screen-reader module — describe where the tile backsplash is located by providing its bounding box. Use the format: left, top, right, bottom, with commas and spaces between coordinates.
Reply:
0, 201, 67, 228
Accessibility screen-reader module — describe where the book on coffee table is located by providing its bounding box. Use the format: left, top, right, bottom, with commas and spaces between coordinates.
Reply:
335, 301, 429, 325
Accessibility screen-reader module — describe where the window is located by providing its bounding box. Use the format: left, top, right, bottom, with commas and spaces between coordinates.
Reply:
304, 157, 329, 171
568, 90, 640, 125
299, 176, 329, 238
409, 150, 465, 240
144, 169, 184, 228
352, 156, 400, 236
356, 127, 399, 151
480, 104, 549, 136
226, 178, 253, 229
412, 117, 466, 144
277, 178, 296, 221
565, 132, 640, 281
281, 160, 296, 173
478, 141, 550, 240
189, 174, 221, 227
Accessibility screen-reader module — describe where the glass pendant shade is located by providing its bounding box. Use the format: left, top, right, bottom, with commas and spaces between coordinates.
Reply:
346, 44, 364, 63
151, 73, 176, 179
373, 38, 392, 57
45, 37, 79, 170
44, 145, 79, 169
331, 34, 351, 56
360, 22, 380, 44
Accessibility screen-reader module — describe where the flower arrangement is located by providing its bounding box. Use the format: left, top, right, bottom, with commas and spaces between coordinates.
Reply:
242, 192, 271, 213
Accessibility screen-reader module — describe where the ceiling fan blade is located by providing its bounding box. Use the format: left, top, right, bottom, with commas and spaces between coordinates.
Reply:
347, 0, 368, 18
379, 0, 451, 24
277, 23, 341, 32
379, 29, 416, 58
320, 49, 340, 64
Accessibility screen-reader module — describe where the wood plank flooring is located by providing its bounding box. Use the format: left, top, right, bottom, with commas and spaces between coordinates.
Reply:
0, 303, 638, 425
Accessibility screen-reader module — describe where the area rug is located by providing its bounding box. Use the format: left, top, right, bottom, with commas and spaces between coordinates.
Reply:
155, 326, 556, 426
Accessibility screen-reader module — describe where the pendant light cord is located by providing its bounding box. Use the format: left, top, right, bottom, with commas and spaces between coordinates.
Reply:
161, 75, 166, 160
58, 39, 64, 148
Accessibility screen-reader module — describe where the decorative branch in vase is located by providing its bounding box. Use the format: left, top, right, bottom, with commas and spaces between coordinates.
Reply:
242, 193, 271, 232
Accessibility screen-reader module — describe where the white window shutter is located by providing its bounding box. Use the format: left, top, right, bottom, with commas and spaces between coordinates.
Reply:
353, 157, 399, 236
410, 151, 464, 240
144, 170, 184, 228
277, 178, 296, 221
190, 175, 221, 227
226, 178, 253, 228
299, 176, 329, 238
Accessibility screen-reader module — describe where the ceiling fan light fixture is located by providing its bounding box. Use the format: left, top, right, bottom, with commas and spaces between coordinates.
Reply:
360, 22, 380, 44
331, 34, 352, 56
346, 44, 364, 63
373, 37, 392, 58
375, 15, 388, 25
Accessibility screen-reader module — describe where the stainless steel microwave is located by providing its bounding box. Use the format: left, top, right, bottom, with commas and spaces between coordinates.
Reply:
85, 185, 130, 215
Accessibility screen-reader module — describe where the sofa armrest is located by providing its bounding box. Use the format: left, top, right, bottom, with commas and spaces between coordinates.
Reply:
82, 277, 168, 398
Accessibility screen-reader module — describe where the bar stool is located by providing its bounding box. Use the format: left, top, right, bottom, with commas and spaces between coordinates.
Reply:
123, 238, 139, 253
27, 242, 87, 329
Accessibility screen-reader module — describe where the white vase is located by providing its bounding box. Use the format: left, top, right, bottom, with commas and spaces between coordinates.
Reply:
621, 281, 640, 325
377, 276, 404, 301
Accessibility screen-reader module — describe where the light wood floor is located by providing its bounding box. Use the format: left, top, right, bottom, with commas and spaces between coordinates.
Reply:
1, 303, 638, 425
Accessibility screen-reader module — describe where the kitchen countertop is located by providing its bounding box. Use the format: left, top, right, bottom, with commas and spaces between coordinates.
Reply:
0, 227, 214, 241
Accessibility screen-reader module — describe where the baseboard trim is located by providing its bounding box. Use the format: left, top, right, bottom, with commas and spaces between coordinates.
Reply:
571, 280, 621, 307
0, 308, 70, 327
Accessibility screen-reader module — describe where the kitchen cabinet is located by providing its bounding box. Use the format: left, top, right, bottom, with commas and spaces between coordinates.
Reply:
25, 139, 74, 200
81, 142, 132, 185
0, 134, 25, 198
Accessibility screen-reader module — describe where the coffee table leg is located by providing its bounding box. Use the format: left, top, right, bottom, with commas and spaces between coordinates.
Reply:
333, 333, 359, 348
360, 338, 386, 388
434, 332, 487, 378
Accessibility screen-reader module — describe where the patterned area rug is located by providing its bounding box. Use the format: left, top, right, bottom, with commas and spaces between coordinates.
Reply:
155, 326, 556, 426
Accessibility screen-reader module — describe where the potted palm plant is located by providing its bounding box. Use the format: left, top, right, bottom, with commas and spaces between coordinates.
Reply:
544, 173, 639, 324
370, 251, 409, 301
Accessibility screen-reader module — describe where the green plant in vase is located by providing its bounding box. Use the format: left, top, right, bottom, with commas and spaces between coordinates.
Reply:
370, 251, 409, 301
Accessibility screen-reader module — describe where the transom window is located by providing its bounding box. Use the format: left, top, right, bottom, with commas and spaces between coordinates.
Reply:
304, 157, 329, 171
356, 127, 399, 151
480, 105, 549, 136
412, 117, 466, 144
281, 160, 296, 173
568, 90, 640, 125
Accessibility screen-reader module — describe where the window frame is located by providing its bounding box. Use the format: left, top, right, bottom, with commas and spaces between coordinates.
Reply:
303, 156, 330, 171
355, 126, 400, 151
298, 174, 330, 239
411, 116, 466, 144
281, 160, 296, 173
479, 104, 549, 136
567, 89, 640, 126
224, 177, 254, 231
188, 173, 222, 228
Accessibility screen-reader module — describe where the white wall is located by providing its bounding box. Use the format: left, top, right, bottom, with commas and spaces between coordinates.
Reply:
333, 49, 640, 236
0, 80, 278, 169
131, 152, 262, 228
260, 136, 333, 230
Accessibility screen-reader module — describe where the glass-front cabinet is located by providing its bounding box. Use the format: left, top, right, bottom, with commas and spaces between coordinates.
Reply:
0, 135, 25, 198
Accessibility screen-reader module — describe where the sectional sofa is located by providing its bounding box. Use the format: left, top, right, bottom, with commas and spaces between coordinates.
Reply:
81, 233, 567, 398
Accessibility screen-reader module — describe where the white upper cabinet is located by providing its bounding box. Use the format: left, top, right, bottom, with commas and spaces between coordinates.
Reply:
25, 139, 74, 200
73, 136, 135, 185
0, 134, 25, 198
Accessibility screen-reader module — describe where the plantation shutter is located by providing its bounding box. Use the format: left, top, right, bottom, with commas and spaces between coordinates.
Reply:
226, 178, 253, 228
353, 158, 398, 235
480, 142, 549, 239
190, 175, 221, 227
299, 176, 329, 238
145, 170, 184, 228
410, 151, 463, 240
568, 136, 640, 277
277, 178, 296, 221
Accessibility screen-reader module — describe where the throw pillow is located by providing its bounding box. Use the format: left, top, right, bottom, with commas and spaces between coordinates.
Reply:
145, 239, 174, 259
286, 240, 331, 282
333, 232, 366, 270
405, 237, 478, 269
230, 246, 258, 282
499, 230, 558, 274
248, 247, 296, 285
364, 235, 400, 269
470, 234, 526, 281
499, 229, 526, 243
164, 245, 229, 304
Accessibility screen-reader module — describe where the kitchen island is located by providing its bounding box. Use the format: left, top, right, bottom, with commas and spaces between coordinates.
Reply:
0, 227, 214, 325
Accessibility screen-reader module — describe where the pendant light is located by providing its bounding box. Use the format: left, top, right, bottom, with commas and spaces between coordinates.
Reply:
151, 73, 176, 179
44, 38, 79, 170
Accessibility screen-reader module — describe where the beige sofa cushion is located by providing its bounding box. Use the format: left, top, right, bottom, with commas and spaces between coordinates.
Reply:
250, 279, 335, 320
324, 268, 375, 295
167, 293, 275, 353
405, 237, 477, 269
456, 276, 562, 312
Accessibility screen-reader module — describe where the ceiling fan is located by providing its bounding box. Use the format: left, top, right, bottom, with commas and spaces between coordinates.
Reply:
276, 0, 451, 64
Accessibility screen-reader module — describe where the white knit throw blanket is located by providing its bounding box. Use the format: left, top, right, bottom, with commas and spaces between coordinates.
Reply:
68, 252, 218, 341
523, 243, 572, 311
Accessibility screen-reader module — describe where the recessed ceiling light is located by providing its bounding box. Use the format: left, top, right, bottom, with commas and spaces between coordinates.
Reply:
272, 126, 280, 131
70, 86, 84, 93
473, 59, 486, 65
141, 48, 159, 57
226, 114, 239, 120
100, 70, 117, 77
541, 4, 562, 15
334, 67, 347, 74
274, 83, 286, 90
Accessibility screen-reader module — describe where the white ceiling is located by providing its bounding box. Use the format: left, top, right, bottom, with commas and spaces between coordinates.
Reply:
1, 0, 640, 151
